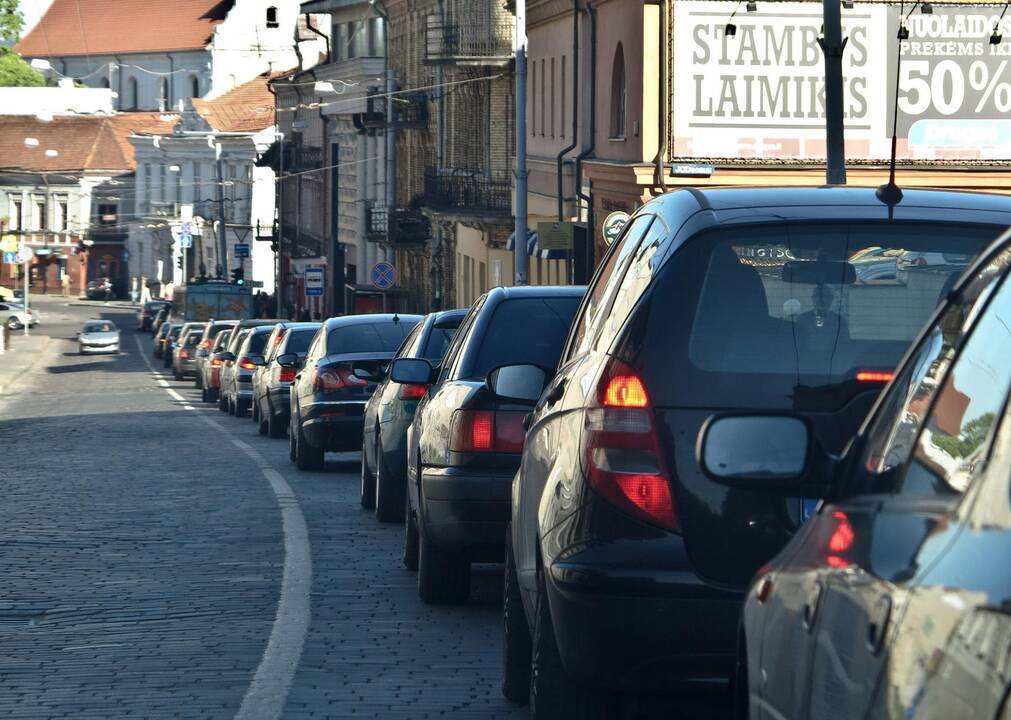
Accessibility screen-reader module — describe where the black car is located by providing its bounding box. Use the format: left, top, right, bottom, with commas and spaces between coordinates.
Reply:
85, 277, 113, 300
288, 314, 421, 471
502, 186, 1011, 716
393, 286, 584, 604
137, 300, 170, 330
725, 230, 1011, 720
362, 309, 467, 522
252, 322, 321, 439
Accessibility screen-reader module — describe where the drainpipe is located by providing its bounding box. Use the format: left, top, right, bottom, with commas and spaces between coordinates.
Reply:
168, 54, 175, 111
555, 0, 579, 221
650, 0, 668, 194
304, 13, 330, 63
574, 1, 597, 276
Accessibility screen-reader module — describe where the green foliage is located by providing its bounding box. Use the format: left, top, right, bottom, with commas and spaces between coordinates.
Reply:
933, 413, 996, 460
0, 47, 44, 86
0, 0, 24, 44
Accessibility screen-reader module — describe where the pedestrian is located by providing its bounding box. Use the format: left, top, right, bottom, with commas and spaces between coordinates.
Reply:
104, 280, 111, 305
61, 273, 70, 297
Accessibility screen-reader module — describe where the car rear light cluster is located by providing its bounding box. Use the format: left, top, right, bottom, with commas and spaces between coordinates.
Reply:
199, 339, 213, 350
313, 364, 368, 392
449, 409, 526, 453
825, 510, 855, 568
179, 349, 191, 359
211, 357, 224, 367
579, 358, 679, 533
279, 367, 296, 383
398, 383, 428, 400
856, 370, 894, 383
239, 358, 258, 370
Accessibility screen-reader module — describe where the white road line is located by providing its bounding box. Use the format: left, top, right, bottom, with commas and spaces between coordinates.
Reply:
135, 335, 311, 720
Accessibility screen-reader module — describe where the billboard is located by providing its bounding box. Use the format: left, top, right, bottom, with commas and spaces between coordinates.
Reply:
672, 2, 1011, 160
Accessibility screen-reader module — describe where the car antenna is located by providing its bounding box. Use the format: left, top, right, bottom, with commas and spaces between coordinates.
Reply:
392, 312, 400, 323
877, 1, 911, 207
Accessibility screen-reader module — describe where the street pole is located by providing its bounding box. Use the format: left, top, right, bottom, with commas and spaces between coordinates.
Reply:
216, 152, 227, 277
276, 132, 284, 318
23, 253, 29, 336
514, 0, 529, 285
822, 0, 847, 185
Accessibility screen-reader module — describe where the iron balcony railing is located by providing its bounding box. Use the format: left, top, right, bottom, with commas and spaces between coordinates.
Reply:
425, 14, 514, 62
423, 170, 512, 215
388, 207, 431, 245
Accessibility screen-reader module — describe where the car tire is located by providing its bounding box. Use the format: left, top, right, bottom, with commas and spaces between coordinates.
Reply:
295, 419, 324, 471
732, 631, 749, 720
257, 407, 269, 436
502, 524, 532, 704
218, 393, 229, 413
252, 402, 260, 424
360, 450, 376, 510
173, 369, 182, 381
7, 316, 20, 330
374, 440, 403, 523
403, 485, 419, 571
201, 387, 208, 403
268, 411, 286, 439
235, 399, 249, 417
228, 397, 236, 415
288, 416, 298, 461
417, 521, 470, 604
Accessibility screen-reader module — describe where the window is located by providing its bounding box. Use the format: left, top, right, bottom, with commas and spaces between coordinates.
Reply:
540, 59, 546, 137
326, 322, 413, 354
31, 196, 45, 230
610, 43, 627, 138
531, 57, 537, 137
266, 5, 279, 28
471, 297, 583, 378
192, 162, 202, 209
98, 203, 117, 226
127, 77, 138, 109
368, 17, 384, 56
160, 165, 169, 203
561, 55, 566, 140
550, 56, 556, 138
9, 198, 23, 231
141, 163, 152, 214
160, 77, 169, 109
190, 75, 200, 98
56, 197, 69, 231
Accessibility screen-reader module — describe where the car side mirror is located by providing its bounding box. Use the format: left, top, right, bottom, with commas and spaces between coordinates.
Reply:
697, 414, 828, 494
197, 348, 210, 358
390, 357, 434, 385
220, 351, 236, 363
247, 355, 266, 367
276, 353, 298, 368
487, 364, 549, 404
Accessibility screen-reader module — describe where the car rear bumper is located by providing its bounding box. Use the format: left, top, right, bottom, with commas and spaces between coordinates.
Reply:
420, 466, 513, 557
301, 400, 366, 451
543, 530, 742, 693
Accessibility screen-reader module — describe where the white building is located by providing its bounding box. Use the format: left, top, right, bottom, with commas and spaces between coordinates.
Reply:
15, 0, 323, 112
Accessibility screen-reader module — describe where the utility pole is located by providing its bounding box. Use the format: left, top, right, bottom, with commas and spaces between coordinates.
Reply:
514, 0, 529, 285
215, 144, 227, 277
821, 0, 847, 185
276, 132, 284, 318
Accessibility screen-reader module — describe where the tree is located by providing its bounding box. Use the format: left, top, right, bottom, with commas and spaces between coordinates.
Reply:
0, 0, 24, 45
0, 47, 44, 86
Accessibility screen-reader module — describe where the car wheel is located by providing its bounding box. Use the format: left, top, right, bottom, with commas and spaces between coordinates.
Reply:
502, 524, 532, 704
403, 484, 419, 571
288, 415, 298, 461
201, 387, 208, 403
295, 420, 324, 471
173, 369, 182, 381
228, 397, 236, 415
252, 402, 260, 424
268, 411, 286, 439
195, 373, 202, 389
218, 392, 229, 412
7, 316, 20, 330
235, 399, 250, 417
374, 440, 404, 523
257, 407, 269, 436
417, 521, 470, 604
360, 449, 377, 510
732, 631, 749, 720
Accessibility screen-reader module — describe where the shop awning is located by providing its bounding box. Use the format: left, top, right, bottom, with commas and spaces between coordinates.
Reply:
505, 229, 565, 260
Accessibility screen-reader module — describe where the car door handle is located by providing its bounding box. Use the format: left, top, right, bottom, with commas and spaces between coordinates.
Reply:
544, 378, 566, 406
867, 595, 892, 654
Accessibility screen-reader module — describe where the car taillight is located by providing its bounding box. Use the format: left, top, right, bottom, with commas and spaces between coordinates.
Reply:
856, 370, 894, 383
211, 357, 223, 366
449, 409, 526, 453
280, 367, 296, 383
239, 359, 257, 370
579, 357, 679, 533
313, 365, 368, 392
398, 383, 428, 400
180, 349, 190, 359
200, 339, 212, 350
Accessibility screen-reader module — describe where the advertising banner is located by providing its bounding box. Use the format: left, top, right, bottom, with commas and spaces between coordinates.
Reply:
672, 2, 1011, 160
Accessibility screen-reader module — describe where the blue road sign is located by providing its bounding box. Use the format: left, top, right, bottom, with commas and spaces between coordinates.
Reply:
180, 234, 192, 249
370, 261, 396, 290
304, 267, 324, 296
234, 243, 250, 258
3, 252, 17, 264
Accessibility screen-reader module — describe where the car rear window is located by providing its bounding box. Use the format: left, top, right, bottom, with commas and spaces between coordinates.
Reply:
285, 329, 317, 355
422, 326, 459, 361
185, 333, 202, 346
246, 331, 270, 355
471, 297, 582, 378
326, 322, 413, 355
624, 221, 1003, 412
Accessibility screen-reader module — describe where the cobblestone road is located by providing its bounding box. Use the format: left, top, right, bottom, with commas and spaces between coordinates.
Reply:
0, 301, 524, 719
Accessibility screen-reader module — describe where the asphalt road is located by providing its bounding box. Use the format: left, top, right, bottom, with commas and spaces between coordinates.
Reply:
0, 299, 523, 719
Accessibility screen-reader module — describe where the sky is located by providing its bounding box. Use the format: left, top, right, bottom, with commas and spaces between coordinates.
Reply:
19, 0, 53, 38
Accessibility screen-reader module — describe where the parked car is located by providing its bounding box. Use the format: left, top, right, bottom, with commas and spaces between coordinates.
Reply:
153, 321, 172, 358
78, 319, 120, 354
728, 230, 1011, 720
214, 319, 284, 411
137, 300, 170, 330
151, 305, 171, 334
172, 329, 203, 380
160, 324, 184, 368
219, 325, 274, 417
193, 320, 238, 389
288, 314, 421, 471
362, 309, 467, 522
165, 322, 204, 369
0, 300, 38, 330
85, 277, 114, 300
500, 187, 1011, 717
252, 322, 321, 439
201, 329, 233, 403
393, 287, 583, 605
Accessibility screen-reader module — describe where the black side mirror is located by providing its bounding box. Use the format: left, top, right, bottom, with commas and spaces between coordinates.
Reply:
220, 351, 236, 363
247, 355, 266, 367
487, 364, 549, 404
276, 352, 298, 368
390, 357, 434, 385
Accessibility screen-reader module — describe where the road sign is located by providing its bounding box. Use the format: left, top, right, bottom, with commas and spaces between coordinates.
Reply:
179, 234, 193, 249
3, 252, 16, 264
250, 280, 265, 289
1, 234, 17, 253
602, 211, 630, 247
304, 267, 324, 296
234, 243, 250, 259
370, 261, 396, 290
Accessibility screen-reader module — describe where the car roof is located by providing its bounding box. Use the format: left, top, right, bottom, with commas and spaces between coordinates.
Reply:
485, 285, 586, 301
322, 313, 423, 329
246, 324, 276, 335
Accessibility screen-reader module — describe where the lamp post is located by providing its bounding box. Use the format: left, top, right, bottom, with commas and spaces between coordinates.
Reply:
275, 130, 285, 318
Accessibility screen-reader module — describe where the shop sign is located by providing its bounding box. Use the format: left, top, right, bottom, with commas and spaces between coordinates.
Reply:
602, 212, 630, 247
537, 222, 573, 251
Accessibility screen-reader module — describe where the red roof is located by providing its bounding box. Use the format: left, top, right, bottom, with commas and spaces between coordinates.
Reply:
192, 74, 276, 132
0, 113, 177, 173
15, 0, 233, 57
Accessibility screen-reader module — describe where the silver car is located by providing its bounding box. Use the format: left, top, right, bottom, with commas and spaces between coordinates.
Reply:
1, 301, 39, 330
78, 319, 120, 354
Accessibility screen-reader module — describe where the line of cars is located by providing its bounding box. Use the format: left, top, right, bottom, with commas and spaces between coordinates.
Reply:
144, 186, 1011, 719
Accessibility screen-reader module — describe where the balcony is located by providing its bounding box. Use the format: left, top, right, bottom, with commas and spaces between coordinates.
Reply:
365, 201, 388, 241
425, 14, 513, 66
424, 170, 512, 216
388, 207, 431, 245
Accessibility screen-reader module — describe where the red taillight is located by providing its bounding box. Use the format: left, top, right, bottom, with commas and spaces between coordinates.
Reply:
856, 371, 894, 383
200, 339, 212, 350
180, 348, 190, 359
313, 365, 368, 392
211, 357, 223, 366
280, 368, 296, 383
581, 358, 679, 533
449, 409, 526, 453
239, 359, 257, 370
828, 511, 854, 552
398, 383, 428, 400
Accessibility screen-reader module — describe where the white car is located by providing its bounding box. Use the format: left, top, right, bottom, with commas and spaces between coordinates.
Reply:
78, 319, 120, 355
0, 301, 38, 330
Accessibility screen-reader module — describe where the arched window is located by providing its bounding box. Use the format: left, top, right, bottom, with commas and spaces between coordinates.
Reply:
266, 6, 279, 28
101, 77, 110, 88
190, 75, 200, 98
127, 76, 139, 110
160, 77, 169, 109
609, 43, 626, 139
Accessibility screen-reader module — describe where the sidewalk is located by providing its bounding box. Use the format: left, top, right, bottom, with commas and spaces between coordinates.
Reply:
0, 332, 51, 395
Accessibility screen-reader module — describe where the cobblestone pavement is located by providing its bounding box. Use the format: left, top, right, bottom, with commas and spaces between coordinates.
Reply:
0, 304, 525, 719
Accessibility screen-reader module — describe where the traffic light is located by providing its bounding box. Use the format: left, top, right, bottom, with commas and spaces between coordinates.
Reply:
176, 255, 183, 270
231, 266, 245, 285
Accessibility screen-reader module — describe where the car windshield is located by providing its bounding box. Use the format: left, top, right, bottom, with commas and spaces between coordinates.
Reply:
326, 322, 413, 355
471, 297, 583, 378
629, 220, 1003, 411
84, 322, 114, 333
